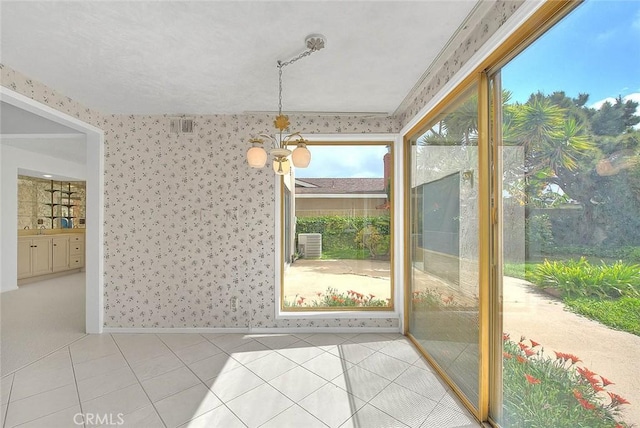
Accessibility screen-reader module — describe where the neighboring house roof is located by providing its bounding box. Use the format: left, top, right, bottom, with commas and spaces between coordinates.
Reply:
295, 178, 386, 195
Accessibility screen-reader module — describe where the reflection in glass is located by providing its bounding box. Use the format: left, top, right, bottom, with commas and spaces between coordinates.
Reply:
408, 86, 480, 407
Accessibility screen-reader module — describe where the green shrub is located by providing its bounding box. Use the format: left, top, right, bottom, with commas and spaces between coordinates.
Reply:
355, 225, 390, 257
525, 214, 554, 254
531, 258, 640, 298
502, 335, 630, 427
296, 215, 390, 259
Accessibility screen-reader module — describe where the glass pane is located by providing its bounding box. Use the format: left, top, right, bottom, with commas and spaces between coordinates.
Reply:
408, 85, 480, 407
282, 144, 393, 310
496, 1, 639, 426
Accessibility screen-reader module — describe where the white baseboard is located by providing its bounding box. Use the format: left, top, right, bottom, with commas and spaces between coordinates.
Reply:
101, 326, 402, 334
249, 327, 402, 335
102, 327, 250, 334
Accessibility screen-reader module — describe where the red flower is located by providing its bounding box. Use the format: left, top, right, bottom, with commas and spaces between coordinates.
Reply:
518, 343, 529, 351
516, 356, 527, 364
608, 392, 630, 406
503, 352, 513, 359
529, 339, 540, 347
591, 384, 605, 393
554, 351, 580, 363
503, 333, 510, 341
565, 353, 581, 364
577, 367, 598, 380
369, 293, 375, 299
573, 389, 583, 400
524, 349, 536, 357
525, 374, 541, 385
600, 376, 614, 386
578, 398, 596, 410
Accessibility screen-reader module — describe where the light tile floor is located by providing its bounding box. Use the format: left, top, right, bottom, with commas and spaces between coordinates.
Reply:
1, 333, 480, 428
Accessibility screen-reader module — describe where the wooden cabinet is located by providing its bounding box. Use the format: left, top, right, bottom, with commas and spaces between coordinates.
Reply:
18, 233, 84, 281
52, 236, 70, 272
17, 239, 33, 279
69, 235, 85, 269
18, 237, 53, 279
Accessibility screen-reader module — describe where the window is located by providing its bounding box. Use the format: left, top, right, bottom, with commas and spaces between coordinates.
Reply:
281, 143, 394, 311
405, 1, 639, 426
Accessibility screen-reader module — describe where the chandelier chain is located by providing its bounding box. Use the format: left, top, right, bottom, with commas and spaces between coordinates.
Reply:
277, 48, 314, 115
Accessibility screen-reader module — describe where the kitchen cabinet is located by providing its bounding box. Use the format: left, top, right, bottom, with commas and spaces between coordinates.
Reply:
52, 236, 70, 272
17, 236, 53, 279
69, 235, 85, 269
17, 233, 84, 281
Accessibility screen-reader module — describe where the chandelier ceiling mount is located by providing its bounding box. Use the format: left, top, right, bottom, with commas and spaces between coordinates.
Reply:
246, 34, 326, 175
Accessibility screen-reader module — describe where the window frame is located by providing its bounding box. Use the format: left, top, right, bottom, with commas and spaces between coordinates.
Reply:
275, 134, 401, 319
401, 0, 580, 424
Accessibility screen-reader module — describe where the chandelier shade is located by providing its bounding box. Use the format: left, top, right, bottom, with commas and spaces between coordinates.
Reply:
246, 35, 325, 174
291, 141, 311, 168
247, 139, 268, 168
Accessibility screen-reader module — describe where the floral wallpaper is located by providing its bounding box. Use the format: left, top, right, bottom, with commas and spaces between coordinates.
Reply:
394, 0, 524, 127
0, 64, 104, 126
0, 0, 522, 330
100, 113, 399, 328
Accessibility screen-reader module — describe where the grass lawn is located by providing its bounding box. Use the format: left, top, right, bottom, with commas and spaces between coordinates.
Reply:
564, 296, 640, 336
321, 248, 369, 260
503, 262, 539, 281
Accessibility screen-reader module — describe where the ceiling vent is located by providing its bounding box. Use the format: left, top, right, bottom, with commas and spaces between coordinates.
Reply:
169, 118, 194, 134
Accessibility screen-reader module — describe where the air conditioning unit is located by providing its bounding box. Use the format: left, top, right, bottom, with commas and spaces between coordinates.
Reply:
297, 233, 322, 258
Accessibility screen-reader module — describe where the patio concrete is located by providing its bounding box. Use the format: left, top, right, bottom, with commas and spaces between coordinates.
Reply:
283, 259, 392, 305
504, 276, 640, 425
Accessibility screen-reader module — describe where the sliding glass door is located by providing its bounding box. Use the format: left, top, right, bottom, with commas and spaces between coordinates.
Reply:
406, 1, 638, 427
407, 85, 481, 409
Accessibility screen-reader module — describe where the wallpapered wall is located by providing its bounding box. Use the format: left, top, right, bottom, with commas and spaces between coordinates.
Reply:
0, 0, 523, 329
100, 113, 400, 328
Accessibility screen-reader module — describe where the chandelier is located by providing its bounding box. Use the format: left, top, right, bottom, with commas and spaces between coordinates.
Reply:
246, 35, 326, 175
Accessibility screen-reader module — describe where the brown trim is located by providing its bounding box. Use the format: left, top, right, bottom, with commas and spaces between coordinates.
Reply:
477, 71, 491, 421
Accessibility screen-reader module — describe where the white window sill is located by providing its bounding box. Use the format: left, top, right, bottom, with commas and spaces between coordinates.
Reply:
275, 310, 401, 320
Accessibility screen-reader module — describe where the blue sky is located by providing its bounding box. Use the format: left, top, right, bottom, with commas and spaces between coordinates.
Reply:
294, 145, 387, 178
503, 0, 640, 107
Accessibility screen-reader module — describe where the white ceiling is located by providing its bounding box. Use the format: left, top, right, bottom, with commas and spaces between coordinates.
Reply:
1, 1, 481, 115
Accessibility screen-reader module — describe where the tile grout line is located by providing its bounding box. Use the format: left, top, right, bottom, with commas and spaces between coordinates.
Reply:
5, 384, 79, 427
110, 334, 167, 428
156, 333, 249, 427
68, 345, 86, 428
2, 374, 15, 428
2, 333, 89, 378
